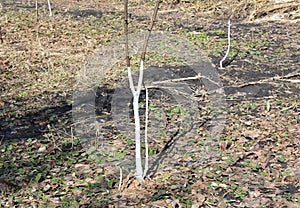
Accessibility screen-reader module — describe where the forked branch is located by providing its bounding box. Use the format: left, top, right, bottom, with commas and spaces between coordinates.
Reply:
124, 0, 161, 182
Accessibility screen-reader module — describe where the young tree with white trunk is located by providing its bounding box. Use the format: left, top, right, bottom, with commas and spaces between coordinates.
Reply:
124, 0, 161, 182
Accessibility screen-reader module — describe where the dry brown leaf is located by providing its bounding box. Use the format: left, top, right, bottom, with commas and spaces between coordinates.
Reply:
37, 145, 47, 153
74, 163, 91, 174
242, 129, 261, 139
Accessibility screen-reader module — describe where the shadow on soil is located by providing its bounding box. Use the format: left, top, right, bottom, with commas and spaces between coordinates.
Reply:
0, 95, 76, 196
0, 101, 71, 142
1, 1, 103, 20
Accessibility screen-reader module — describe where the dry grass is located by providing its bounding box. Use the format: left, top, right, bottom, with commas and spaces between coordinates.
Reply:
0, 1, 299, 207
48, 0, 300, 21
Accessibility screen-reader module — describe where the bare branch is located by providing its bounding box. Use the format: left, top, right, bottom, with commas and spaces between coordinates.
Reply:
141, 0, 161, 61
118, 167, 123, 191
152, 74, 221, 86
124, 0, 130, 67
0, 25, 3, 44
234, 71, 300, 88
35, 0, 39, 23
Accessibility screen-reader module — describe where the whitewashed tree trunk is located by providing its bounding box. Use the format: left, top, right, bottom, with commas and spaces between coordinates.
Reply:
47, 0, 52, 17
124, 0, 160, 182
220, 19, 231, 68
127, 61, 145, 181
143, 86, 149, 178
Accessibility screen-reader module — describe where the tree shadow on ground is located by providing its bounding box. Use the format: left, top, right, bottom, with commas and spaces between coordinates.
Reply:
0, 94, 73, 193
0, 101, 71, 142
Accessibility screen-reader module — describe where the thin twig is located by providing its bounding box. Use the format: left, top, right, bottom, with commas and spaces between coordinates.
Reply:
281, 79, 300, 83
118, 167, 123, 191
153, 74, 201, 84
124, 0, 130, 67
35, 1, 44, 57
152, 74, 221, 86
70, 126, 74, 150
0, 25, 3, 44
141, 0, 161, 61
234, 71, 300, 88
35, 0, 39, 23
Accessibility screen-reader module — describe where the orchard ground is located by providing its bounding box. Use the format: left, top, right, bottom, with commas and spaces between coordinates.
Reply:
0, 0, 299, 207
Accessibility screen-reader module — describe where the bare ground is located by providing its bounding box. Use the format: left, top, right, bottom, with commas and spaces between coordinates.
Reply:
0, 0, 299, 207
